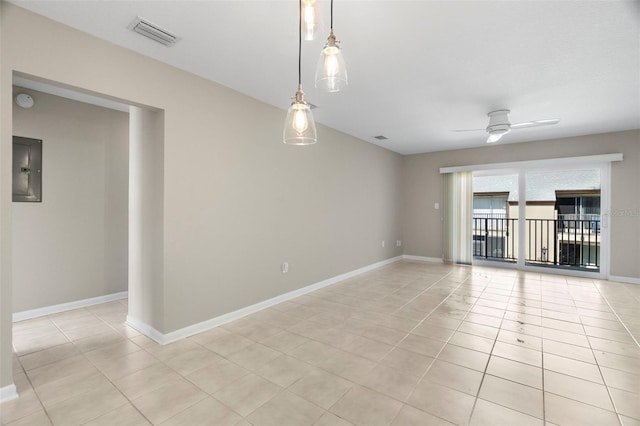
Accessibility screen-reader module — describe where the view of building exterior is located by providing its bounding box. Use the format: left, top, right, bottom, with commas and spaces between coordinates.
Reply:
473, 170, 601, 271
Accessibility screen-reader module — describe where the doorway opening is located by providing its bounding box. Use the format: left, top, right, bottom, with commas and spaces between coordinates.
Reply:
11, 76, 131, 319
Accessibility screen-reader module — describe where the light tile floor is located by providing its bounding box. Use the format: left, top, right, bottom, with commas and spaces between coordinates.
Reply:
2, 261, 639, 425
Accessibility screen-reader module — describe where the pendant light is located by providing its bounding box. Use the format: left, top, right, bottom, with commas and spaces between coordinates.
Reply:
302, 0, 319, 41
283, 0, 317, 145
315, 0, 347, 92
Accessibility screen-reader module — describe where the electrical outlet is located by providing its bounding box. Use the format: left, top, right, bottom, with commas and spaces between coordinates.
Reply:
434, 202, 440, 210
282, 262, 289, 273
396, 240, 402, 247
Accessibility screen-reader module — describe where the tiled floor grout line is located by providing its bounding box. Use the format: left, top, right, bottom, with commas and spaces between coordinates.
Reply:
468, 275, 555, 423
389, 272, 534, 423
489, 276, 611, 423
6, 264, 639, 426
543, 279, 636, 425
56, 309, 157, 426
576, 281, 627, 426
283, 267, 477, 425
390, 269, 463, 313
393, 276, 476, 369
204, 295, 374, 423
17, 357, 55, 426
535, 279, 547, 426
93, 308, 269, 425
385, 272, 480, 425
178, 336, 301, 425
544, 278, 583, 422
17, 309, 77, 425
181, 302, 403, 425
591, 283, 640, 349
16, 306, 164, 426
31, 310, 88, 426
382, 271, 552, 424
291, 271, 466, 423
80, 339, 173, 425
464, 277, 512, 426
159, 328, 297, 424
263, 269, 469, 425
295, 269, 472, 425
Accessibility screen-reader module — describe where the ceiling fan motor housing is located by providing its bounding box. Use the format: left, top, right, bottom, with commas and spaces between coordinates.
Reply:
486, 109, 511, 135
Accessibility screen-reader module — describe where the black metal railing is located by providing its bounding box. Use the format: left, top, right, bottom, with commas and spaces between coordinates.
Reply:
472, 217, 518, 261
472, 217, 600, 270
527, 218, 600, 269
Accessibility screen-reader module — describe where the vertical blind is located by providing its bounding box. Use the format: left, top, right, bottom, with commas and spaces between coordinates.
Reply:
442, 171, 473, 264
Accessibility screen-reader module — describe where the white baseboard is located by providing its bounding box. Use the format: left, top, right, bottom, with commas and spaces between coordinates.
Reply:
0, 384, 18, 403
132, 256, 404, 345
13, 291, 128, 322
125, 315, 167, 345
402, 255, 444, 263
609, 275, 640, 285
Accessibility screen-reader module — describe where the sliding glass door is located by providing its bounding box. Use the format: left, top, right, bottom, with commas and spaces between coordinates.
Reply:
525, 168, 602, 272
472, 172, 519, 263
471, 163, 609, 277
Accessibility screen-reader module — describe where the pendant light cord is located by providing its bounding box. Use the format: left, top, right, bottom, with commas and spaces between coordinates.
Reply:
330, 0, 334, 30
298, 0, 302, 86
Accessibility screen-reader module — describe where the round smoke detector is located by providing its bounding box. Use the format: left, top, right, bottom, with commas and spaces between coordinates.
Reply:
15, 93, 34, 109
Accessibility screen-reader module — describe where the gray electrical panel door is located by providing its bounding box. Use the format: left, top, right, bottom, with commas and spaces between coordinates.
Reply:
13, 136, 42, 202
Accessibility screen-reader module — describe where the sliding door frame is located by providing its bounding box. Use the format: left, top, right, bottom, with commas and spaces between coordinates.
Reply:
441, 154, 621, 279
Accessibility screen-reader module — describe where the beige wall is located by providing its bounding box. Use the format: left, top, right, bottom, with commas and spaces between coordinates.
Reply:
403, 130, 640, 279
0, 2, 11, 390
0, 3, 403, 387
521, 204, 556, 263
12, 87, 128, 312
128, 107, 165, 332
1, 2, 637, 393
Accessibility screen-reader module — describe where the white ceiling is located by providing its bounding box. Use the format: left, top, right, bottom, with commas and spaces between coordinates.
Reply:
8, 1, 640, 155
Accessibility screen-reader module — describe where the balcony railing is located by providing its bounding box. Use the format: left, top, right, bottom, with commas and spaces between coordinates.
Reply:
472, 217, 518, 261
472, 217, 600, 270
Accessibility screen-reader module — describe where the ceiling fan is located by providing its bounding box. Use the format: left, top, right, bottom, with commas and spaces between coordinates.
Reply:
454, 109, 560, 143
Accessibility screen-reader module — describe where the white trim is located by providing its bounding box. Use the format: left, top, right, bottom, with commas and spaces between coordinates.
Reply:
517, 171, 526, 268
609, 275, 640, 285
13, 291, 128, 322
599, 162, 612, 279
473, 263, 607, 280
0, 384, 18, 403
439, 153, 623, 174
402, 255, 444, 263
130, 256, 403, 345
473, 259, 627, 281
473, 259, 518, 269
520, 265, 603, 279
125, 315, 167, 344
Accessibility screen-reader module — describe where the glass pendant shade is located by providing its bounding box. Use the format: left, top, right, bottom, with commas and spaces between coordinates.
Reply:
315, 31, 347, 92
283, 86, 317, 145
302, 0, 319, 41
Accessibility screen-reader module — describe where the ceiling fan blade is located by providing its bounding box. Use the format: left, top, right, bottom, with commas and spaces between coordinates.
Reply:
487, 134, 501, 143
511, 118, 560, 129
487, 132, 506, 143
452, 128, 484, 132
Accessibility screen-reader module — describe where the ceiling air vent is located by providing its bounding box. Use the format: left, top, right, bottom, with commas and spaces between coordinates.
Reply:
373, 135, 388, 140
128, 17, 179, 47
